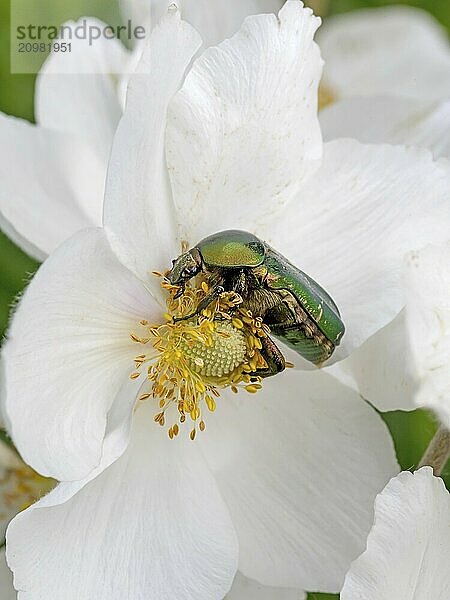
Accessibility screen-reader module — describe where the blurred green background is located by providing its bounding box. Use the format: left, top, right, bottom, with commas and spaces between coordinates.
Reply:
0, 1, 449, 598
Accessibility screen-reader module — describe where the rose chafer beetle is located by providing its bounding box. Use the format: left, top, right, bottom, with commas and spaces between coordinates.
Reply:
168, 230, 344, 377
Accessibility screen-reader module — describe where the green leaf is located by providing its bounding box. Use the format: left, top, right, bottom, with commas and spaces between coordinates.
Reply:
0, 232, 39, 336
382, 409, 450, 488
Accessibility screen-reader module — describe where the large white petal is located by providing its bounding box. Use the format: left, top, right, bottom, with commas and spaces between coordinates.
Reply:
36, 18, 129, 165
104, 9, 202, 290
0, 114, 104, 260
341, 467, 450, 600
265, 139, 450, 361
327, 312, 418, 412
166, 1, 323, 245
121, 0, 283, 47
318, 6, 450, 101
3, 228, 159, 481
200, 369, 398, 592
227, 572, 305, 599
321, 97, 450, 159
0, 549, 14, 600
404, 243, 450, 425
6, 403, 238, 600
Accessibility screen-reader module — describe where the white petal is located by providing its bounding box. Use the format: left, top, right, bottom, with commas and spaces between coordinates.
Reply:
404, 243, 450, 425
318, 6, 450, 101
166, 1, 323, 245
36, 18, 129, 164
0, 549, 14, 600
341, 467, 450, 600
121, 0, 283, 47
321, 96, 450, 159
6, 404, 238, 600
227, 572, 305, 600
104, 9, 202, 289
200, 369, 398, 592
324, 243, 450, 414
265, 139, 450, 361
4, 228, 159, 481
327, 312, 418, 412
0, 114, 104, 260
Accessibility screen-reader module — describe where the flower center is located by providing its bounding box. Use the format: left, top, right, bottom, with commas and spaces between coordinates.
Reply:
180, 320, 247, 378
130, 277, 269, 439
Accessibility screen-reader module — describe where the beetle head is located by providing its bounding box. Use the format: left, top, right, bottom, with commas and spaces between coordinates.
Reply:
168, 248, 203, 292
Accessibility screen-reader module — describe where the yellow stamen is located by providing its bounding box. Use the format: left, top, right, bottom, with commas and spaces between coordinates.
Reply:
130, 276, 269, 438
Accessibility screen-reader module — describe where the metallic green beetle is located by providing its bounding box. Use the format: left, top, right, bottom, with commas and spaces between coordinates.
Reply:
168, 230, 344, 376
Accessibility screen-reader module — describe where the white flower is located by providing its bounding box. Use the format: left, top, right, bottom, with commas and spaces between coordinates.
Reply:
316, 9, 450, 416
0, 18, 129, 260
318, 5, 450, 102
3, 2, 450, 597
0, 2, 282, 261
341, 467, 450, 600
318, 6, 450, 163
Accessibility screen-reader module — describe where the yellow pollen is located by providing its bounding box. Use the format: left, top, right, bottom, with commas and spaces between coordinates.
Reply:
130, 275, 269, 438
180, 320, 246, 378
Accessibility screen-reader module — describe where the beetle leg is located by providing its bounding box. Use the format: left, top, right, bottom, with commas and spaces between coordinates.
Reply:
264, 299, 297, 328
172, 286, 225, 322
252, 335, 286, 379
196, 285, 225, 314
173, 285, 185, 300
265, 297, 335, 366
